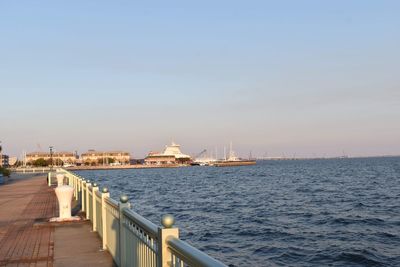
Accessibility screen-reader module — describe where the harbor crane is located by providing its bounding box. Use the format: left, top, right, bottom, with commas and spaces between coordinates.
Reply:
194, 149, 207, 159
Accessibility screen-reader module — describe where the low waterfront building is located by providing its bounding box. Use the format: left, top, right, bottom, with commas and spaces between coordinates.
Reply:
144, 153, 176, 165
81, 150, 130, 166
144, 142, 192, 165
8, 157, 18, 166
1, 155, 9, 167
26, 151, 76, 166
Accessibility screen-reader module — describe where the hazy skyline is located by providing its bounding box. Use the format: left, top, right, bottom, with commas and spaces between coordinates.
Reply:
1, 1, 399, 158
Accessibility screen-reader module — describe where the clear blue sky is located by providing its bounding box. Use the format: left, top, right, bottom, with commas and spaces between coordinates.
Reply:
1, 1, 399, 158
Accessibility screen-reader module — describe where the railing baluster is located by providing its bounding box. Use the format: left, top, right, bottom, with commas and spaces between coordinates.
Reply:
86, 181, 91, 220
92, 184, 98, 231
119, 195, 130, 267
101, 187, 109, 250
82, 180, 86, 212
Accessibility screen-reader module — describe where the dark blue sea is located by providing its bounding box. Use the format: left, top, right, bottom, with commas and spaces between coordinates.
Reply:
76, 157, 400, 267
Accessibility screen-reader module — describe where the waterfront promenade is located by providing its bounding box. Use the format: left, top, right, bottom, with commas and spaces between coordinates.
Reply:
0, 174, 114, 266
10, 164, 181, 174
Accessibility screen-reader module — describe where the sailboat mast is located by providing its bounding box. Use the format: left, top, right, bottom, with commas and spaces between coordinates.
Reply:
224, 146, 226, 161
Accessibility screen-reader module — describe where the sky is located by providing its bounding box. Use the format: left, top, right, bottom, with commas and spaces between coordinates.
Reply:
0, 1, 399, 159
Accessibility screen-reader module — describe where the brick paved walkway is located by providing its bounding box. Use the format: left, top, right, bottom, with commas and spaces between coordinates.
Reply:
0, 174, 56, 266
0, 174, 114, 267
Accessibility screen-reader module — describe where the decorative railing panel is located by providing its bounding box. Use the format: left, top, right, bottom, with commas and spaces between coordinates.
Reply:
95, 190, 103, 237
88, 187, 93, 222
82, 183, 87, 211
167, 238, 226, 267
105, 197, 120, 265
122, 209, 158, 267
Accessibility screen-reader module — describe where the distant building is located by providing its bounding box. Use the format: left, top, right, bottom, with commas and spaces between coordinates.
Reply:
145, 142, 192, 165
26, 152, 76, 166
8, 157, 18, 166
81, 150, 130, 166
1, 155, 9, 167
144, 153, 177, 165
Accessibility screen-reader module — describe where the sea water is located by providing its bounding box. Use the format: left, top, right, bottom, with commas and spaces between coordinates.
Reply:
77, 157, 400, 266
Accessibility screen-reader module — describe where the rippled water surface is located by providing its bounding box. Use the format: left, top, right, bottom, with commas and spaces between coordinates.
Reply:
76, 157, 400, 266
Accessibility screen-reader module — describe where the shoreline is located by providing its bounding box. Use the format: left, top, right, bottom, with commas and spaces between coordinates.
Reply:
66, 164, 184, 171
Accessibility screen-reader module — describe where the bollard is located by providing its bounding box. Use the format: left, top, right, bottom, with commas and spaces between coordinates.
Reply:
47, 172, 52, 187
56, 174, 64, 187
54, 185, 74, 219
119, 194, 130, 267
158, 214, 179, 267
92, 183, 99, 231
101, 187, 110, 250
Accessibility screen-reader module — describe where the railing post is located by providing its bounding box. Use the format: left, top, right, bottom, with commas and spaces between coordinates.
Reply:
73, 175, 77, 198
101, 187, 110, 250
78, 176, 82, 202
86, 181, 91, 220
78, 176, 81, 192
158, 215, 179, 267
47, 172, 52, 187
71, 174, 75, 196
119, 195, 130, 267
69, 173, 74, 197
82, 180, 86, 212
92, 183, 99, 231
74, 175, 79, 200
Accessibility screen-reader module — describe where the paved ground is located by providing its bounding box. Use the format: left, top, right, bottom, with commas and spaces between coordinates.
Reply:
0, 173, 114, 267
54, 222, 115, 267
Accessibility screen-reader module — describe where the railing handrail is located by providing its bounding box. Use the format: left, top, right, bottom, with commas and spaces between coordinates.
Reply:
167, 237, 227, 267
105, 196, 119, 209
123, 207, 159, 238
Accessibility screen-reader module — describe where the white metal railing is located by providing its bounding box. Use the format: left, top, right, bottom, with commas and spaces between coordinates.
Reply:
95, 190, 103, 238
105, 196, 120, 262
122, 208, 159, 267
49, 169, 227, 267
167, 238, 227, 267
88, 186, 94, 222
12, 167, 52, 173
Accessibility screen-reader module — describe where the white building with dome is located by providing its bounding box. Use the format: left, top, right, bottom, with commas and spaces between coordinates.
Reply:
145, 142, 192, 165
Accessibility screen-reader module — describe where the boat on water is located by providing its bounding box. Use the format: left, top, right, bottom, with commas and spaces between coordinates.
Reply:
213, 160, 256, 167
191, 156, 217, 166
213, 142, 256, 167
190, 143, 256, 167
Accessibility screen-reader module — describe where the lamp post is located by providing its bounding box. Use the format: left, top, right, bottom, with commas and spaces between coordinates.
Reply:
0, 141, 3, 167
49, 146, 53, 171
